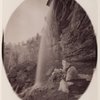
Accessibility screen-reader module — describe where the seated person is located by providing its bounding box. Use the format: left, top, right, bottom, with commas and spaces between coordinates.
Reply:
58, 60, 79, 93
51, 68, 62, 82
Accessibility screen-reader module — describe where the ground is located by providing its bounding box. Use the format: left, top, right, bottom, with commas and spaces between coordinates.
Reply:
19, 78, 89, 100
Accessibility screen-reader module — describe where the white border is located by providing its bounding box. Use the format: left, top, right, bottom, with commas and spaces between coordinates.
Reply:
0, 0, 99, 100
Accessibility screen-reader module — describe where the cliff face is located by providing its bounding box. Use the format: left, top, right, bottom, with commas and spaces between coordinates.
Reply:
49, 0, 97, 73
17, 0, 97, 99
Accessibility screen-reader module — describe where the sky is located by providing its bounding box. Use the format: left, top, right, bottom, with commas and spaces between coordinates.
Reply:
4, 0, 97, 44
4, 0, 49, 43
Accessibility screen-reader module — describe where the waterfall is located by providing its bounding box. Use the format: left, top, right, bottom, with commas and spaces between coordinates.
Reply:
33, 1, 56, 89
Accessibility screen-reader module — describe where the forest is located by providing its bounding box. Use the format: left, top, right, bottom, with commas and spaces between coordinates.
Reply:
3, 33, 41, 93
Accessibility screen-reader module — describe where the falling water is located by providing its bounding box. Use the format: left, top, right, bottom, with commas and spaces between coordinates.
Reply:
33, 1, 58, 88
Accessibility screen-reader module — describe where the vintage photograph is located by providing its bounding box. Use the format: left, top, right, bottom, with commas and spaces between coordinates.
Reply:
2, 0, 97, 100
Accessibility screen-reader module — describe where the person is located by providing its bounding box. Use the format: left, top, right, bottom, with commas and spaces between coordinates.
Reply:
49, 68, 62, 83
58, 60, 79, 93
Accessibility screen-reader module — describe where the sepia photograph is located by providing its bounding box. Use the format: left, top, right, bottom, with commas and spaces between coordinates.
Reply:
2, 0, 97, 100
